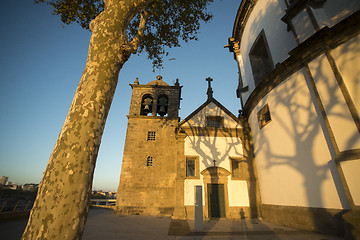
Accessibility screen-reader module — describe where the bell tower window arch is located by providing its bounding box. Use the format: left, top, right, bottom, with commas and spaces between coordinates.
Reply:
141, 94, 153, 116
157, 94, 168, 117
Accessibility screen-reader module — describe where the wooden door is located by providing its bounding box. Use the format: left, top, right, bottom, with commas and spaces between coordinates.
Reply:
207, 184, 225, 218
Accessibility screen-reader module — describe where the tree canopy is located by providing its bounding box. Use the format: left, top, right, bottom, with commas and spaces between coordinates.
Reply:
35, 0, 213, 67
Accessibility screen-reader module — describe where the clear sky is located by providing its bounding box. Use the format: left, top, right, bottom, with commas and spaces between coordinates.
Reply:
0, 0, 241, 191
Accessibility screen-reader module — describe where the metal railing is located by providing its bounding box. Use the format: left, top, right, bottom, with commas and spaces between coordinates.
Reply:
90, 199, 116, 206
0, 200, 34, 212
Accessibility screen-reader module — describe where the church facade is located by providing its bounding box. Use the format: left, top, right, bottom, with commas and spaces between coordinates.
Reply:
115, 76, 259, 220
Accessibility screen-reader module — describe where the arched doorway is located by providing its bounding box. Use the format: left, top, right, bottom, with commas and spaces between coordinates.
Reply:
201, 167, 231, 219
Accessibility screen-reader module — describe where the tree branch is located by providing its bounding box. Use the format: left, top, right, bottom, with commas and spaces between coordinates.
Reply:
129, 9, 149, 54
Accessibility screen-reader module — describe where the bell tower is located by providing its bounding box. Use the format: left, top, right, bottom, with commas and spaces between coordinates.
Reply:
115, 76, 182, 216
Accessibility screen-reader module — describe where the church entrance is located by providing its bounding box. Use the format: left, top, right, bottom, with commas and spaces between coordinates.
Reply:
207, 183, 226, 218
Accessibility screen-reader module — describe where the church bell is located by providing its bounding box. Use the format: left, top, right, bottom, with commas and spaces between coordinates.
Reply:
158, 105, 166, 116
143, 104, 150, 111
157, 96, 168, 116
142, 97, 153, 115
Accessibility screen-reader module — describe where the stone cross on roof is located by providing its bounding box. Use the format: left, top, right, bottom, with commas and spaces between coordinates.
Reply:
206, 77, 213, 99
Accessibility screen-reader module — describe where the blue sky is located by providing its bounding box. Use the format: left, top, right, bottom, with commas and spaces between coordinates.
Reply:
0, 0, 241, 191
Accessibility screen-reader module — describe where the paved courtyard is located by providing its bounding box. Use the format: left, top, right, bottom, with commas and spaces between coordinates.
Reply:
1, 208, 344, 239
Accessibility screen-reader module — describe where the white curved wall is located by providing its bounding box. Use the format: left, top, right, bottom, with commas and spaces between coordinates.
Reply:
292, 0, 360, 43
332, 34, 360, 117
341, 160, 360, 205
308, 54, 360, 151
238, 0, 360, 105
238, 0, 297, 102
313, 0, 360, 29
248, 69, 349, 209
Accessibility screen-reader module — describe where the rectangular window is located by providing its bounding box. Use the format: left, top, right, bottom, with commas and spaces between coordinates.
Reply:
186, 159, 195, 177
257, 104, 271, 129
147, 156, 153, 166
185, 157, 199, 178
231, 160, 241, 178
206, 116, 223, 128
147, 131, 156, 141
249, 30, 274, 87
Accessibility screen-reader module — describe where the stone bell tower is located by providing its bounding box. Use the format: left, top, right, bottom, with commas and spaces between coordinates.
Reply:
115, 76, 182, 216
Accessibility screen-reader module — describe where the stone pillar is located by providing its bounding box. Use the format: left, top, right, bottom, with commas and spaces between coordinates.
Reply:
172, 131, 186, 219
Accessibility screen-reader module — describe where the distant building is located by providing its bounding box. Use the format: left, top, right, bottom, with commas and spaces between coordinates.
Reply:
22, 184, 38, 192
0, 176, 8, 185
91, 190, 117, 199
8, 183, 17, 190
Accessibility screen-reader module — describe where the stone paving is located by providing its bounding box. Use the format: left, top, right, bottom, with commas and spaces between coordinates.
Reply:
0, 208, 344, 239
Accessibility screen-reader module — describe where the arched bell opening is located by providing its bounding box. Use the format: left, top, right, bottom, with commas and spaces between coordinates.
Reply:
157, 94, 168, 117
141, 94, 153, 116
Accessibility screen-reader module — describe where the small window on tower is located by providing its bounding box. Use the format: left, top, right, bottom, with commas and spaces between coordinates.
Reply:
147, 131, 156, 141
147, 156, 153, 167
257, 104, 271, 129
206, 116, 223, 128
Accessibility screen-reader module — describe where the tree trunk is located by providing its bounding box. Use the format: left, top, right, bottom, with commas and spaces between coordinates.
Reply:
22, 1, 140, 239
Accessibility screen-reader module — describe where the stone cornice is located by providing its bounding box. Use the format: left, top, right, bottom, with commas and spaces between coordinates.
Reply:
179, 126, 244, 138
282, 0, 327, 25
129, 84, 182, 89
127, 115, 180, 121
179, 97, 245, 127
232, 0, 258, 43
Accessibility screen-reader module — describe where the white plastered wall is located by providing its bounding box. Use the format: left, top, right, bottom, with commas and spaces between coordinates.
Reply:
185, 136, 243, 171
312, 0, 360, 29
183, 100, 248, 206
340, 160, 360, 206
228, 179, 250, 207
290, 0, 360, 44
308, 54, 360, 152
331, 34, 360, 117
184, 179, 205, 206
238, 0, 297, 103
183, 135, 247, 206
248, 69, 347, 209
183, 177, 250, 207
292, 8, 316, 43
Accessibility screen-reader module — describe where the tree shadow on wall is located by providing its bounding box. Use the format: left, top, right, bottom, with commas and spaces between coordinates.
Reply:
179, 102, 265, 235
252, 53, 358, 236
239, 0, 360, 237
